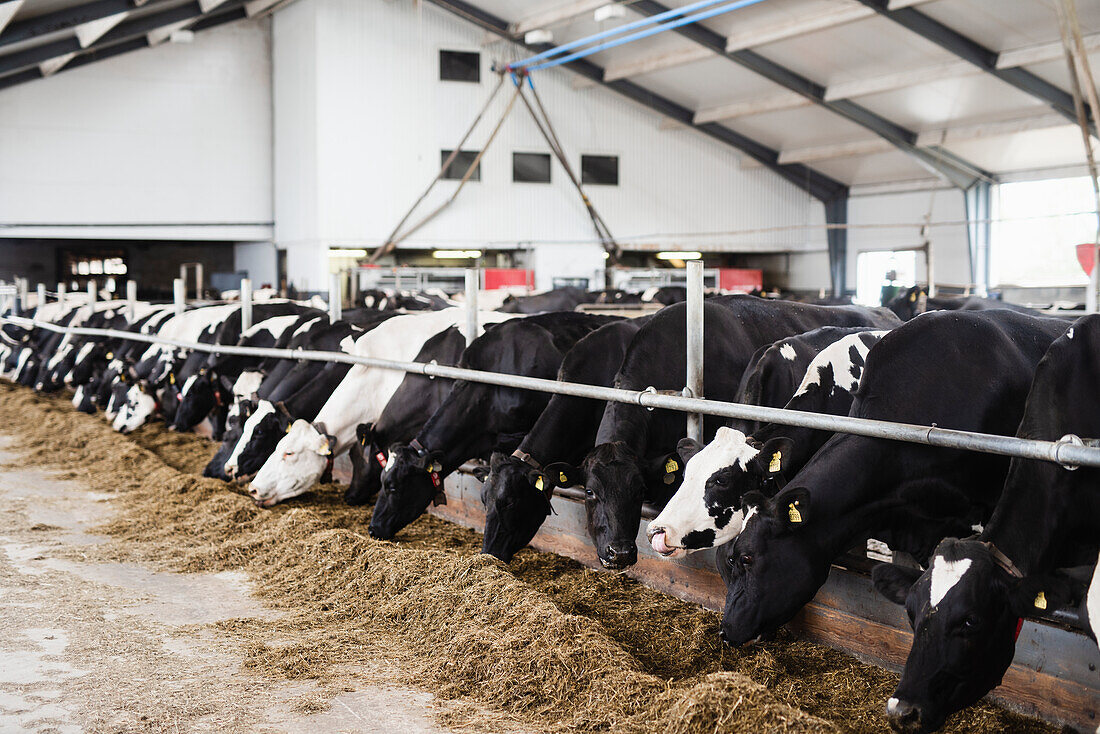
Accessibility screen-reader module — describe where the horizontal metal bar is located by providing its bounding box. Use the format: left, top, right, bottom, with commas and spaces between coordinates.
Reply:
6, 313, 1100, 469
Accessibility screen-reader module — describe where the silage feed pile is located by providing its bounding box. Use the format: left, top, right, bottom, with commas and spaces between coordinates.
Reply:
0, 381, 1052, 734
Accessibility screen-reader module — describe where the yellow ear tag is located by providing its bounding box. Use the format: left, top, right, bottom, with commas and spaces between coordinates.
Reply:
769, 451, 782, 473
106, 352, 113, 360
169, 373, 175, 385
665, 459, 678, 474
285, 423, 292, 433
788, 501, 802, 524
1034, 591, 1047, 610
559, 471, 568, 484
909, 292, 917, 302
535, 476, 544, 491
318, 444, 331, 456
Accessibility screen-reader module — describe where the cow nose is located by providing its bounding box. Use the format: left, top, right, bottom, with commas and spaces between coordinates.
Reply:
885, 699, 924, 733
224, 465, 236, 478
605, 542, 637, 565
248, 486, 260, 499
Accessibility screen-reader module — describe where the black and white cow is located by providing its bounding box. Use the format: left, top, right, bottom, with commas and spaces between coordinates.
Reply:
172, 307, 323, 434
648, 327, 889, 557
886, 285, 1041, 322
716, 310, 1070, 649
498, 287, 593, 314
569, 295, 901, 570
478, 318, 646, 562
870, 315, 1100, 734
246, 308, 515, 506
368, 311, 621, 540
344, 325, 469, 505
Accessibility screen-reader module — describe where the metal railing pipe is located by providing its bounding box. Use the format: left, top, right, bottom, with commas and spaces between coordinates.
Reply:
685, 260, 704, 442
173, 278, 185, 317
329, 273, 342, 323
240, 279, 253, 332
4, 313, 1100, 470
36, 284, 46, 310
127, 281, 138, 323
57, 283, 66, 311
87, 280, 96, 305
464, 269, 479, 345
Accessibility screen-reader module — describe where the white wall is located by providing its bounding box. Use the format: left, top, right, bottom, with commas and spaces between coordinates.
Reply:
272, 0, 829, 292
0, 20, 274, 243
234, 241, 278, 287
846, 188, 971, 289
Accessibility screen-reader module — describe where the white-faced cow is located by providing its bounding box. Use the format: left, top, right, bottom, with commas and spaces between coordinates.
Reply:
247, 308, 515, 506
716, 310, 1070, 651
649, 327, 889, 557
870, 315, 1100, 734
575, 294, 900, 570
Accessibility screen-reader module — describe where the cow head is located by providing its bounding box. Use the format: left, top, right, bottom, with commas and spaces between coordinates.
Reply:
65, 341, 102, 387
716, 487, 828, 646
345, 423, 386, 506
580, 441, 649, 569
112, 383, 160, 434
232, 370, 264, 401
872, 538, 1073, 733
203, 399, 253, 480
369, 442, 445, 540
887, 286, 929, 321
172, 369, 228, 432
248, 419, 335, 507
480, 452, 577, 562
224, 400, 293, 480
648, 428, 794, 557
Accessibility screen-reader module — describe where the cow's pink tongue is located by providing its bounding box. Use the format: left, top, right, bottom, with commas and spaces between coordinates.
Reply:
651, 531, 671, 555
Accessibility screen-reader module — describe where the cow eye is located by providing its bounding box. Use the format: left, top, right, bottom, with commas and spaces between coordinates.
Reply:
283, 451, 295, 458
712, 475, 727, 486
584, 488, 595, 498
960, 616, 979, 631
739, 554, 753, 567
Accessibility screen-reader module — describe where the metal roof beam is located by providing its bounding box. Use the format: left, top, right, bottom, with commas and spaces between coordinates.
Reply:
629, 0, 992, 189
0, 0, 139, 50
511, 0, 608, 35
854, 0, 1093, 135
0, 1, 24, 37
0, 0, 243, 80
424, 0, 849, 203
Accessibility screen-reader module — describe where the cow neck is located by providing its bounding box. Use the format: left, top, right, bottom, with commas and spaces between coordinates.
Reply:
516, 394, 601, 469
981, 457, 1073, 577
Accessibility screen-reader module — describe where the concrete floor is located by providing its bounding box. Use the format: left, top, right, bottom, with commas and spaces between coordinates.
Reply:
0, 438, 468, 734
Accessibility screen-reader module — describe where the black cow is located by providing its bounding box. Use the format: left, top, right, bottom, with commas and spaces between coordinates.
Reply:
649, 327, 890, 556
870, 315, 1098, 734
716, 310, 1070, 650
498, 287, 593, 314
886, 285, 1041, 322
345, 325, 468, 505
565, 295, 901, 570
369, 312, 620, 540
479, 318, 646, 562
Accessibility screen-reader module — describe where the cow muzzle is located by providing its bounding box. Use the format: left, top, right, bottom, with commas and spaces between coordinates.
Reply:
885, 698, 929, 734
646, 527, 684, 558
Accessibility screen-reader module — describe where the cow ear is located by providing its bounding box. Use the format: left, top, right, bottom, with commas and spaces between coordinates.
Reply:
772, 487, 811, 529
275, 401, 294, 421
542, 462, 580, 488
470, 465, 491, 482
313, 430, 335, 456
676, 437, 704, 464
872, 563, 923, 606
655, 451, 684, 486
356, 423, 375, 446
750, 437, 795, 477
219, 375, 235, 392
1009, 573, 1078, 617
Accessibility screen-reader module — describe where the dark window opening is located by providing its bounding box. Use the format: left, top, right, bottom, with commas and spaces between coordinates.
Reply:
513, 152, 552, 183
581, 155, 618, 185
439, 50, 480, 82
441, 150, 481, 181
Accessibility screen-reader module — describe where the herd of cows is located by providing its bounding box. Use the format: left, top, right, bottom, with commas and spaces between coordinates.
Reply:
1, 283, 1097, 733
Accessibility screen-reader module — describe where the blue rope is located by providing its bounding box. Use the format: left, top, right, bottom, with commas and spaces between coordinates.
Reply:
526, 0, 769, 72
507, 0, 733, 70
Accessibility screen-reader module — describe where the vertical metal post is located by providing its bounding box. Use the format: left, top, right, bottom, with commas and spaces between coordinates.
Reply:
825, 195, 849, 298
348, 268, 360, 308
36, 283, 46, 311
394, 269, 402, 292
126, 280, 137, 322
196, 263, 204, 300
87, 280, 96, 306
17, 278, 28, 315
57, 283, 66, 310
685, 260, 705, 442
173, 278, 185, 317
926, 241, 936, 298
328, 273, 342, 323
180, 264, 188, 297
240, 278, 253, 332
464, 269, 479, 345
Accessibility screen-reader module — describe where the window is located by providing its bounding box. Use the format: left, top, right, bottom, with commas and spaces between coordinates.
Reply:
855, 250, 916, 307
441, 150, 481, 181
439, 50, 480, 82
513, 152, 551, 183
581, 154, 618, 185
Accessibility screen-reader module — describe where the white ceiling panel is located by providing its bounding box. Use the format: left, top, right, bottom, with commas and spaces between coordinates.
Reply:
919, 0, 1100, 53
724, 103, 875, 150
852, 74, 1048, 130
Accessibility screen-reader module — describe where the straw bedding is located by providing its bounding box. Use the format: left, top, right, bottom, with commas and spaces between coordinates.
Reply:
0, 381, 1052, 733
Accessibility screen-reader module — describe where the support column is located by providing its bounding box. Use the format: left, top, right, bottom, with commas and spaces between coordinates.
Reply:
824, 194, 849, 298
965, 182, 992, 297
